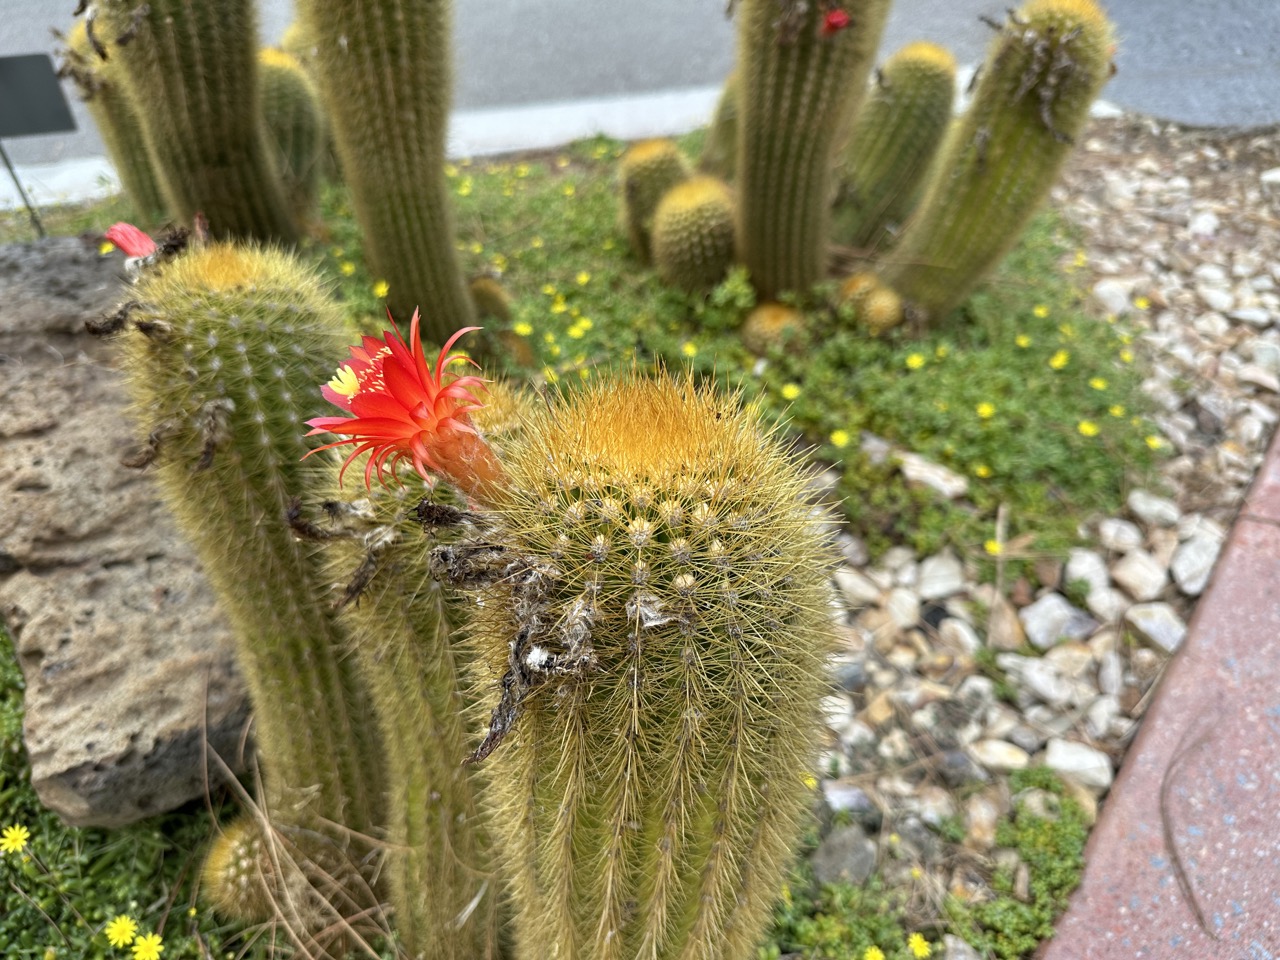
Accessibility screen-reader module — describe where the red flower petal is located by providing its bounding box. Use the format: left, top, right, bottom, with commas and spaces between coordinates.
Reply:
104, 222, 158, 258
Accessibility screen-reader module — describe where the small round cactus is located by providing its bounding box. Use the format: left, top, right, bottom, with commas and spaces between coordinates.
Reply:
619, 139, 691, 262
651, 176, 737, 293
741, 301, 805, 355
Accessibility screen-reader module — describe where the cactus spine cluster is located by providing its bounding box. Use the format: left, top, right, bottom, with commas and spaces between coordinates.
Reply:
735, 0, 892, 299
833, 42, 957, 252
878, 0, 1114, 323
295, 0, 476, 343
58, 22, 168, 226
619, 140, 692, 262
111, 243, 384, 921
86, 0, 299, 243
651, 176, 737, 293
258, 49, 326, 226
450, 374, 834, 960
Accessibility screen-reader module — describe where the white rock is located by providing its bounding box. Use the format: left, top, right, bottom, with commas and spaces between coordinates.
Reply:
884, 587, 921, 632
1124, 602, 1188, 653
918, 549, 966, 601
1045, 738, 1114, 790
1261, 166, 1280, 190
1194, 311, 1232, 339
1085, 695, 1121, 739
1197, 284, 1236, 313
944, 934, 983, 960
1092, 277, 1139, 315
967, 739, 1030, 773
898, 452, 969, 499
1018, 593, 1098, 650
1193, 263, 1228, 284
1110, 549, 1169, 602
1171, 533, 1223, 596
834, 567, 882, 608
998, 653, 1071, 707
1239, 363, 1280, 392
821, 694, 855, 735
1044, 642, 1095, 679
1246, 338, 1280, 374
1230, 306, 1274, 328
1098, 517, 1144, 552
1097, 650, 1123, 695
1127, 489, 1181, 526
938, 617, 982, 655
1065, 548, 1110, 594
1086, 586, 1130, 622
1188, 211, 1220, 237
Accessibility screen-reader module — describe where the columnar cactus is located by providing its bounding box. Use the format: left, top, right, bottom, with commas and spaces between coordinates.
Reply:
877, 0, 1115, 323
735, 0, 892, 299
439, 374, 835, 960
103, 236, 383, 925
86, 1, 299, 243
832, 42, 957, 252
295, 0, 476, 343
619, 140, 692, 262
258, 49, 326, 225
651, 176, 737, 293
57, 22, 167, 226
698, 72, 739, 181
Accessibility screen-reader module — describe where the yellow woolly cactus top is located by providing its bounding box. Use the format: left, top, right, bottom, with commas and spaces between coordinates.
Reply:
621, 138, 682, 169
657, 175, 733, 213
1024, 0, 1111, 26
258, 46, 304, 72
891, 41, 956, 72
154, 242, 300, 293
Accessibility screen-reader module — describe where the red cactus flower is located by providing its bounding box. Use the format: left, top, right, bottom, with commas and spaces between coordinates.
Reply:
305, 313, 504, 499
820, 8, 851, 35
104, 222, 157, 258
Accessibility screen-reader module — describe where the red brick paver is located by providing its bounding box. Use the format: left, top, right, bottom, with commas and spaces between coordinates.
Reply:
1041, 440, 1280, 958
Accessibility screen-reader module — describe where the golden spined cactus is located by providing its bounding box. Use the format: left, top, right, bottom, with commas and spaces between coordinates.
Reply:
651, 176, 737, 293
698, 72, 739, 181
877, 0, 1115, 324
448, 373, 836, 960
837, 271, 904, 335
86, 0, 299, 243
832, 42, 957, 252
735, 0, 892, 300
258, 49, 327, 227
57, 21, 168, 226
619, 139, 691, 262
296, 0, 476, 342
741, 300, 806, 356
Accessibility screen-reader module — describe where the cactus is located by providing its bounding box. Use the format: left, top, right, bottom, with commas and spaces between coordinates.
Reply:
258, 49, 326, 226
470, 275, 514, 324
443, 373, 835, 960
57, 22, 168, 226
741, 301, 806, 356
619, 140, 691, 262
85, 1, 298, 243
698, 73, 739, 181
651, 176, 737, 293
295, 0, 476, 343
735, 0, 892, 299
877, 0, 1115, 324
832, 42, 957, 252
837, 272, 903, 335
107, 240, 384, 927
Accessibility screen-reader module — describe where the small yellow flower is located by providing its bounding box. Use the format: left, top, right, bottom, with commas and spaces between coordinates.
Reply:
131, 932, 163, 960
681, 341, 698, 358
372, 280, 390, 299
187, 907, 197, 918
974, 464, 992, 478
503, 184, 515, 197
579, 367, 591, 380
576, 271, 591, 286
864, 948, 886, 960
515, 163, 531, 178
976, 402, 996, 420
541, 283, 557, 296
490, 253, 508, 272
1074, 249, 1088, 267
99, 240, 116, 255
984, 539, 1003, 556
555, 155, 571, 169
330, 245, 344, 257
544, 366, 560, 383
802, 773, 818, 790
1089, 377, 1108, 390
530, 236, 545, 249
105, 915, 138, 948
547, 343, 562, 358
602, 238, 616, 251
567, 324, 586, 339
1058, 322, 1076, 339
1077, 420, 1100, 437
1015, 334, 1031, 348
1119, 348, 1134, 364
910, 866, 923, 879
456, 178, 473, 197
888, 833, 900, 845
1033, 304, 1050, 319
1134, 295, 1151, 310
562, 183, 576, 197
935, 344, 950, 358
830, 429, 850, 449
460, 157, 472, 168
1119, 332, 1133, 344
1145, 435, 1165, 450
1049, 349, 1070, 370
444, 163, 459, 178
1109, 404, 1126, 417
781, 383, 801, 401
512, 321, 533, 337
907, 932, 932, 958
468, 241, 484, 255
577, 317, 593, 331
1, 824, 30, 854
592, 143, 609, 159
339, 261, 356, 277
906, 353, 925, 370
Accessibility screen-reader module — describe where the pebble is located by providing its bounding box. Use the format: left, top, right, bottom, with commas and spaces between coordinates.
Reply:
1127, 489, 1181, 526
810, 824, 878, 886
898, 451, 969, 500
1124, 602, 1189, 653
834, 567, 881, 607
986, 593, 1027, 651
963, 791, 1004, 852
1045, 738, 1114, 791
1098, 517, 1144, 552
938, 617, 982, 655
918, 549, 966, 600
1170, 532, 1223, 596
1065, 548, 1110, 594
885, 588, 922, 632
967, 739, 1031, 772
1018, 593, 1098, 650
1110, 549, 1169, 601
943, 935, 983, 960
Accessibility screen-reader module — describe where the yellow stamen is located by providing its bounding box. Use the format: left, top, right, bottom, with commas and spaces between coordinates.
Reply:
328, 364, 360, 397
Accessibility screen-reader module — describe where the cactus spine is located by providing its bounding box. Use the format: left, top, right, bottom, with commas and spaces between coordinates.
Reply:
295, 0, 476, 343
111, 243, 383, 919
86, 1, 299, 243
735, 0, 892, 299
258, 49, 326, 226
452, 374, 834, 960
651, 176, 737, 293
58, 22, 168, 226
619, 140, 692, 262
698, 73, 739, 181
832, 42, 957, 252
877, 0, 1115, 323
